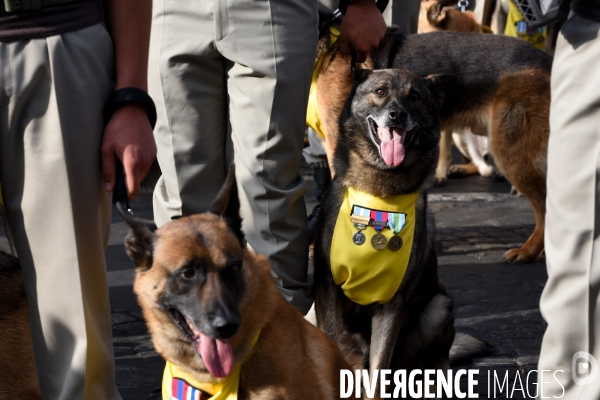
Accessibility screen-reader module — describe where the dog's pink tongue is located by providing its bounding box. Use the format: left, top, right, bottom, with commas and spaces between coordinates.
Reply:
198, 332, 234, 378
378, 127, 406, 167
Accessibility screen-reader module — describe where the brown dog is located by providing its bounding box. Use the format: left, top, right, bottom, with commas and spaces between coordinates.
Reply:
314, 24, 550, 264
418, 0, 491, 34
0, 250, 41, 399
120, 166, 350, 399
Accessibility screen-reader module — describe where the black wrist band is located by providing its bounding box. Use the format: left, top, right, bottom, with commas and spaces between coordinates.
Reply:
103, 87, 157, 129
338, 0, 388, 15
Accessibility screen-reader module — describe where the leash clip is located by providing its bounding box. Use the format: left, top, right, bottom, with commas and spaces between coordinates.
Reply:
457, 0, 469, 12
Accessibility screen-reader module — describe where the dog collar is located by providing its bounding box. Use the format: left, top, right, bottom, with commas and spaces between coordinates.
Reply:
162, 330, 261, 400
330, 186, 419, 305
306, 26, 340, 139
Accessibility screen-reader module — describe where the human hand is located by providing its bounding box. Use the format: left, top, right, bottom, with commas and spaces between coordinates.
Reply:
339, 0, 387, 63
102, 104, 157, 201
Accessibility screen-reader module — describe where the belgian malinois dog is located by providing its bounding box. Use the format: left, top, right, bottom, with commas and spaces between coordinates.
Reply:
0, 250, 40, 399
314, 69, 487, 391
315, 23, 551, 264
120, 165, 350, 399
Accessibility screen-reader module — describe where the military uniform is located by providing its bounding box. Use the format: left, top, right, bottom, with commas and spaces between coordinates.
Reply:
0, 1, 121, 398
149, 0, 319, 314
538, 4, 600, 398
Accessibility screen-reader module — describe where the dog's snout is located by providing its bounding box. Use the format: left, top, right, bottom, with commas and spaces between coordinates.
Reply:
388, 108, 408, 124
210, 313, 241, 339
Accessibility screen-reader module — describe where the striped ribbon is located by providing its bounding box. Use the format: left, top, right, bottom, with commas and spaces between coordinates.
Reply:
171, 377, 205, 400
370, 210, 388, 232
387, 213, 406, 234
353, 206, 370, 218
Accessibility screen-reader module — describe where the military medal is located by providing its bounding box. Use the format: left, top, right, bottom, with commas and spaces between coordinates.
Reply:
353, 231, 366, 245
351, 206, 370, 246
371, 233, 387, 250
388, 235, 403, 251
387, 212, 406, 251
369, 210, 388, 250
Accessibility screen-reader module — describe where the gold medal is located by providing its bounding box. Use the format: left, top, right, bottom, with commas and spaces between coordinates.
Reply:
388, 235, 403, 251
371, 233, 387, 250
352, 231, 366, 245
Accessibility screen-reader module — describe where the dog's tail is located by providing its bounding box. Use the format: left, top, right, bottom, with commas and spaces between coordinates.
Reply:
449, 333, 494, 365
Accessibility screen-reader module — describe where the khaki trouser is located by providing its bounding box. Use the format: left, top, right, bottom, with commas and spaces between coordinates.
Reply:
149, 0, 318, 314
0, 24, 120, 400
538, 13, 600, 399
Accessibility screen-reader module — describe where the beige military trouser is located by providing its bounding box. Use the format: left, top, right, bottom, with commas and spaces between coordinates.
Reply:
538, 13, 600, 399
0, 24, 120, 400
149, 0, 318, 314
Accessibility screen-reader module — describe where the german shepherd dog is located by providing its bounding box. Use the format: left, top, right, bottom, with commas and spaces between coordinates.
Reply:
315, 25, 551, 264
0, 251, 40, 399
314, 69, 486, 389
119, 166, 350, 399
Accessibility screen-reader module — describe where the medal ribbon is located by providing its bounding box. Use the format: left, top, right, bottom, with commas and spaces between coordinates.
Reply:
387, 213, 406, 234
352, 206, 371, 229
370, 210, 388, 232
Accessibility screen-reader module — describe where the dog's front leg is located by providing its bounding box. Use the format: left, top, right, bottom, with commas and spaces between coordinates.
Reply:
435, 129, 453, 183
364, 303, 405, 399
314, 266, 341, 341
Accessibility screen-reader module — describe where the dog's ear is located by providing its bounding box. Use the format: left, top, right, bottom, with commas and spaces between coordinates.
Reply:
209, 163, 244, 245
424, 74, 457, 106
354, 69, 373, 83
427, 2, 447, 27
117, 203, 157, 270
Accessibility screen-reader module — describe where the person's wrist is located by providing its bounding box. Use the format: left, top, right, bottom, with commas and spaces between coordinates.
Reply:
103, 87, 157, 129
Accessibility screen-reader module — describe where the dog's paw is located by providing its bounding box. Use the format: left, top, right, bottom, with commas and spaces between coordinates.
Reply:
448, 163, 478, 178
435, 167, 449, 184
503, 247, 537, 264
509, 186, 524, 197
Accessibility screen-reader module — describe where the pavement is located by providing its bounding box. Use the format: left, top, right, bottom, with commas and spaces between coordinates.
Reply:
2, 149, 549, 399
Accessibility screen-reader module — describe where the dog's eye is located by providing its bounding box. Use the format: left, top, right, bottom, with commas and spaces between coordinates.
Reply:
375, 88, 386, 96
410, 91, 420, 100
223, 261, 242, 279
227, 262, 241, 274
181, 268, 195, 280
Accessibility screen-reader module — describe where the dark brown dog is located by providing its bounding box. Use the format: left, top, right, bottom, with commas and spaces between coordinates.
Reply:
314, 70, 490, 392
0, 250, 41, 399
315, 25, 550, 264
120, 166, 350, 399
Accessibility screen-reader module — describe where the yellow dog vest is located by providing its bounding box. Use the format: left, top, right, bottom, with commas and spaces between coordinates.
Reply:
330, 187, 418, 305
306, 26, 340, 139
162, 331, 260, 400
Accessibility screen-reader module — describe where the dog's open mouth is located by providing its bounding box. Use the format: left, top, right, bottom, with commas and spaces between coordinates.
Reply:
168, 308, 234, 378
369, 118, 409, 167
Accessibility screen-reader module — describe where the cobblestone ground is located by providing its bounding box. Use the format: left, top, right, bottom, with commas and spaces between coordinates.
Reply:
1, 159, 548, 399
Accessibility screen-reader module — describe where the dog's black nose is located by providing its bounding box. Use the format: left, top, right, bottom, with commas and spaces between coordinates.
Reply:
211, 314, 240, 339
389, 109, 407, 123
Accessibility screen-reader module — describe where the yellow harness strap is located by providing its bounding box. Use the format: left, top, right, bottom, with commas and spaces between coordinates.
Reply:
306, 26, 340, 139
162, 331, 261, 400
330, 187, 418, 305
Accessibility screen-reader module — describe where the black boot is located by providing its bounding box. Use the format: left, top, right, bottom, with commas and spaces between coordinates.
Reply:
307, 167, 332, 239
